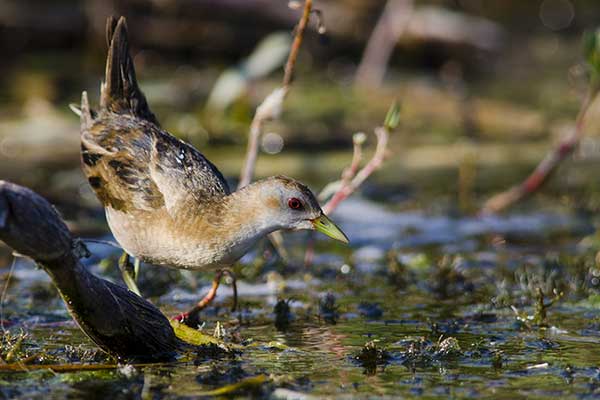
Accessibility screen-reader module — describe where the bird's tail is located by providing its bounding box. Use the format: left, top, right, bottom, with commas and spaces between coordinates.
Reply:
100, 16, 158, 125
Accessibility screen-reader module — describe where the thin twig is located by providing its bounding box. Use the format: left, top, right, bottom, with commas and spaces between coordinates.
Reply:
323, 127, 390, 215
317, 132, 366, 203
482, 87, 598, 214
283, 0, 312, 89
238, 0, 313, 188
236, 0, 315, 263
304, 112, 397, 267
343, 133, 366, 182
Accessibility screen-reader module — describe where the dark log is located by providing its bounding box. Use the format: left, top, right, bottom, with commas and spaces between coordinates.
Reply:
0, 180, 182, 362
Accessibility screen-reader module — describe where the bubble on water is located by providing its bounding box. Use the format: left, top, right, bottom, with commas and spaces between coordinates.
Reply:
118, 364, 136, 378
0, 138, 20, 159
288, 1, 301, 10
539, 0, 574, 31
261, 132, 284, 154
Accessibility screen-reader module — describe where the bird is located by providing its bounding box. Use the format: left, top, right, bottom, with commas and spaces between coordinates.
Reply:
75, 16, 348, 323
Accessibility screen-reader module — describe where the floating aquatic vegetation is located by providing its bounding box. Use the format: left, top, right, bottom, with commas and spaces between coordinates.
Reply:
396, 335, 462, 371
353, 340, 391, 375
318, 292, 339, 324
533, 287, 564, 327
274, 298, 293, 331
357, 302, 383, 319
429, 255, 475, 299
0, 330, 28, 363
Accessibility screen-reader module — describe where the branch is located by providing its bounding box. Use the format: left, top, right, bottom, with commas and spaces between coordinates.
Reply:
482, 86, 598, 214
322, 103, 399, 215
0, 181, 181, 361
318, 132, 366, 202
238, 0, 313, 188
323, 129, 389, 214
482, 30, 600, 214
304, 103, 399, 266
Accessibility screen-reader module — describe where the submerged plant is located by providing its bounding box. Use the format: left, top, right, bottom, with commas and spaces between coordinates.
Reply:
491, 350, 503, 370
397, 335, 463, 370
0, 329, 28, 363
353, 340, 390, 375
429, 255, 474, 299
510, 286, 563, 329
533, 287, 564, 327
386, 249, 409, 288
63, 345, 106, 364
274, 298, 293, 331
318, 292, 339, 324
435, 336, 461, 357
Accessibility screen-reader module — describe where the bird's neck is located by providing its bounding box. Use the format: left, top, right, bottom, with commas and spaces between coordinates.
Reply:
204, 182, 280, 254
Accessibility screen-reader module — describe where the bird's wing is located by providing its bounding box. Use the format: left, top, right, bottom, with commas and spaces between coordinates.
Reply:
82, 117, 230, 217
81, 118, 165, 212
80, 16, 230, 217
149, 132, 230, 217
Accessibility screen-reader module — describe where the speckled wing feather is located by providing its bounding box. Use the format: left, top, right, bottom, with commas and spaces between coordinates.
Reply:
149, 132, 230, 216
80, 115, 164, 212
79, 16, 230, 217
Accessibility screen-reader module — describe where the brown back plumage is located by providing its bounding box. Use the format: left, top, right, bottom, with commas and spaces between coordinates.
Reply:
79, 16, 230, 216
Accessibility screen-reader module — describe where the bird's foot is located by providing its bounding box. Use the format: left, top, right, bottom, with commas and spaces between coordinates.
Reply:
170, 268, 238, 327
118, 251, 141, 296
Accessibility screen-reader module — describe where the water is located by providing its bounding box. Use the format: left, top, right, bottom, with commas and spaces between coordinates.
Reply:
2, 193, 600, 399
2, 4, 600, 396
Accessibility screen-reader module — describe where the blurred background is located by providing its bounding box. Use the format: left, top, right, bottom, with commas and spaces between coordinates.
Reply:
2, 0, 600, 232
6, 4, 600, 395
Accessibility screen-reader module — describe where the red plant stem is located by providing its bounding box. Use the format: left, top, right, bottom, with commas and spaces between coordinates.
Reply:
482, 87, 598, 214
323, 127, 389, 215
304, 128, 389, 267
342, 136, 364, 182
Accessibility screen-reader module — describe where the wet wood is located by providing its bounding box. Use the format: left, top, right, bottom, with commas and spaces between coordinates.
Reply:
0, 181, 182, 362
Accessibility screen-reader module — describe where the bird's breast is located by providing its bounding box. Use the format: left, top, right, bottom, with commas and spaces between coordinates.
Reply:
105, 207, 248, 270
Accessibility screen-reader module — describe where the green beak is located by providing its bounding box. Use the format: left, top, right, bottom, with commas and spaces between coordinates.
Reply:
312, 214, 349, 244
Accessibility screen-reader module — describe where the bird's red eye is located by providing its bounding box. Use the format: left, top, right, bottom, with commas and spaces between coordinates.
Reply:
288, 198, 302, 210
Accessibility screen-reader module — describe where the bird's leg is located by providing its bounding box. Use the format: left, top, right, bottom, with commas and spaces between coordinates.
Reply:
171, 268, 238, 325
226, 268, 238, 312
118, 251, 142, 296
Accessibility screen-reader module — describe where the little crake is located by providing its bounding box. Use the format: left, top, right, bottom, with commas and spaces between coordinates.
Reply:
77, 16, 347, 321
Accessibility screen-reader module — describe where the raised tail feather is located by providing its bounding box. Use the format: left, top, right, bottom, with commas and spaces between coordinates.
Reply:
79, 91, 92, 129
101, 16, 159, 126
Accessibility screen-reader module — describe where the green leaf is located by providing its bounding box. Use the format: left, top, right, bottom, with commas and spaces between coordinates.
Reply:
583, 29, 600, 82
384, 100, 401, 131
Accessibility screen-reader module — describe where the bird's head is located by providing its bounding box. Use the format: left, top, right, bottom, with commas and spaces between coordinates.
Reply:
253, 176, 349, 243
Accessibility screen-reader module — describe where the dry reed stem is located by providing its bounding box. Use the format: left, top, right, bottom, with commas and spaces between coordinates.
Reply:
238, 0, 313, 188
